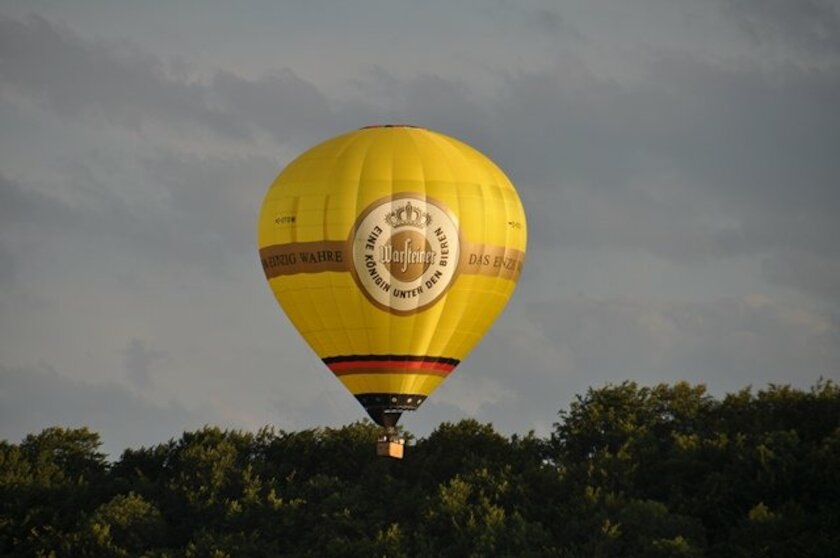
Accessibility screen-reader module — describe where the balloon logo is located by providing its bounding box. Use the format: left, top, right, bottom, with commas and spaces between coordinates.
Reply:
350, 194, 460, 314
258, 125, 527, 440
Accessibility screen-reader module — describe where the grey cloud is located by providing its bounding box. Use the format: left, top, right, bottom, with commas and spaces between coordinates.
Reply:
3, 2, 840, 448
353, 71, 493, 144
636, 54, 840, 278
0, 15, 247, 138
0, 165, 147, 254
0, 150, 277, 287
0, 364, 208, 458
762, 250, 840, 302
2, 12, 837, 298
211, 70, 335, 145
524, 295, 839, 382
719, 0, 840, 55
0, 166, 181, 277
138, 152, 279, 264
0, 174, 27, 285
122, 338, 166, 388
448, 293, 840, 432
0, 14, 356, 147
0, 170, 74, 229
0, 246, 14, 286
526, 8, 582, 39
641, 54, 840, 212
158, 48, 840, 304
0, 171, 86, 286
269, 386, 365, 433
461, 51, 840, 308
495, 55, 840, 254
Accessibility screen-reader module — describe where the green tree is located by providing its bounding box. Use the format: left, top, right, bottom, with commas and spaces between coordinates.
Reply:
0, 427, 107, 556
2, 381, 838, 556
74, 492, 166, 556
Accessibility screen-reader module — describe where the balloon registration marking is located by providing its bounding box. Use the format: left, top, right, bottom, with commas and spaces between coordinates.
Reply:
350, 195, 460, 315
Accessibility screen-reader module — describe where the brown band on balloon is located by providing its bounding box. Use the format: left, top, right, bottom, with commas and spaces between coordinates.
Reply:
260, 241, 524, 281
458, 242, 526, 282
260, 241, 348, 279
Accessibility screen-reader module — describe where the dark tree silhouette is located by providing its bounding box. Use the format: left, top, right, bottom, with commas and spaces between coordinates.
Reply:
2, 381, 838, 556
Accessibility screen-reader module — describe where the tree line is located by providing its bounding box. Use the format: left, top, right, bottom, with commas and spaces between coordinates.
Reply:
2, 381, 839, 557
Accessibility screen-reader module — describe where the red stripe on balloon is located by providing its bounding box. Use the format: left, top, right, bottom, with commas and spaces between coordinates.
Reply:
328, 360, 455, 372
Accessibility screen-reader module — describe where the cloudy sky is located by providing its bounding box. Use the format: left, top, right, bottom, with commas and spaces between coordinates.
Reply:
2, 0, 839, 457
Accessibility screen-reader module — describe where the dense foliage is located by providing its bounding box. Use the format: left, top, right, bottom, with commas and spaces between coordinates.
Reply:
2, 381, 839, 557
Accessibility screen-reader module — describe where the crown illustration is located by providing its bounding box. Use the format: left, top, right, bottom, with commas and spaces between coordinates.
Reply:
385, 201, 432, 228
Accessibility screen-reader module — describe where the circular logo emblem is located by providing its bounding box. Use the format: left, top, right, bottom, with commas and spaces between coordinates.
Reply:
351, 195, 460, 314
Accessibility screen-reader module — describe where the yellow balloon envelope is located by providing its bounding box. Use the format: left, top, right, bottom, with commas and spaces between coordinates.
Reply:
258, 125, 527, 427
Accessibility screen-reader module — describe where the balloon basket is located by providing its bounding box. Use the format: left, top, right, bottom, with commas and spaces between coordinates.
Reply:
376, 435, 405, 459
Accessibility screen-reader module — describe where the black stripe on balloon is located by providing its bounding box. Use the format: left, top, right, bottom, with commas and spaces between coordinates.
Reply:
356, 393, 428, 411
323, 354, 460, 366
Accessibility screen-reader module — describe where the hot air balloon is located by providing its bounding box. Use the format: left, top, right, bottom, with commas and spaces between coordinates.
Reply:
257, 125, 526, 458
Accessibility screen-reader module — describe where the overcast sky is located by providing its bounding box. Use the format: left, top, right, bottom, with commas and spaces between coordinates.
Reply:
2, 0, 839, 457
